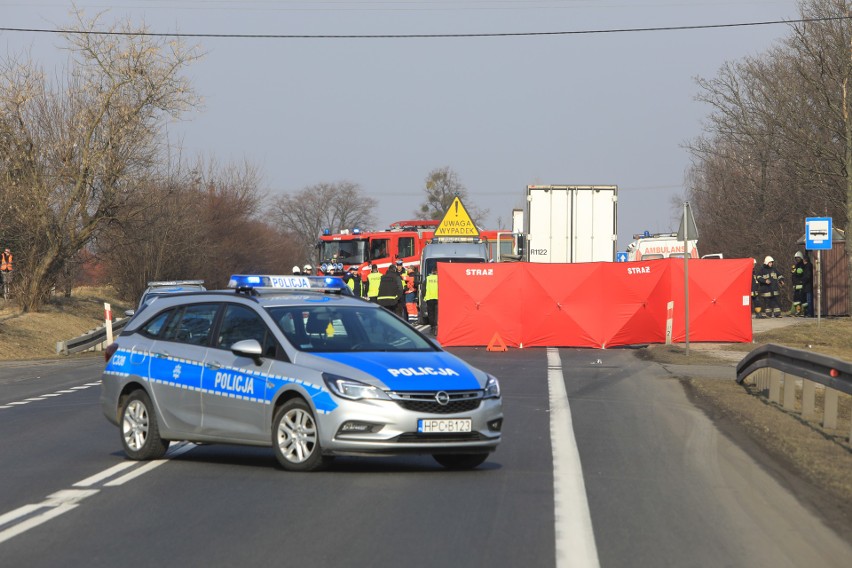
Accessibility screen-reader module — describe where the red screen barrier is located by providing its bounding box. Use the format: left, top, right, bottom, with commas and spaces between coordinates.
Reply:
436, 258, 753, 348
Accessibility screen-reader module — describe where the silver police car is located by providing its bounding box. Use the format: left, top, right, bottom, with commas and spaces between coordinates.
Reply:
101, 274, 503, 471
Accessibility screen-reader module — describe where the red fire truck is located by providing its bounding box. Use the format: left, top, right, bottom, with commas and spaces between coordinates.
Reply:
316, 220, 513, 280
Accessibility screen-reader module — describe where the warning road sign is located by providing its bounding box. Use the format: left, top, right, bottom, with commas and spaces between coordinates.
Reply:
434, 196, 480, 238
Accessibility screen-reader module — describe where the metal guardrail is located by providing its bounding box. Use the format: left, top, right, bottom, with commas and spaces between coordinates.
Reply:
736, 344, 852, 395
736, 343, 851, 442
56, 317, 131, 355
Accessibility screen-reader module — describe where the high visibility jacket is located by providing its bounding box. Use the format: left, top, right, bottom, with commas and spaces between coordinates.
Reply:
423, 274, 438, 301
367, 272, 382, 298
0, 252, 11, 271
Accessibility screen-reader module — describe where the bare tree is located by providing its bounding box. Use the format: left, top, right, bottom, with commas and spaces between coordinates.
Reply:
414, 166, 488, 226
686, 0, 852, 310
0, 10, 201, 311
268, 181, 377, 265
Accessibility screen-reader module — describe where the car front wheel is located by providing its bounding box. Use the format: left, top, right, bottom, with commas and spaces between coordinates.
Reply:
272, 398, 330, 472
120, 390, 169, 460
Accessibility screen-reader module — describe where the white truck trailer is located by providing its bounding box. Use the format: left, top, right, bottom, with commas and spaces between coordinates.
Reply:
524, 185, 618, 263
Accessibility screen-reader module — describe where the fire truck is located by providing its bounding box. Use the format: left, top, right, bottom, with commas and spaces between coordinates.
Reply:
316, 220, 512, 280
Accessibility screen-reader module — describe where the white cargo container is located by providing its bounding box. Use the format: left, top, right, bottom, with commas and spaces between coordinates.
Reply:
525, 185, 618, 263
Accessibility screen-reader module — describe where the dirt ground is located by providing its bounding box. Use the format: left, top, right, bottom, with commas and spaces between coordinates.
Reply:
2, 290, 851, 539
637, 318, 852, 542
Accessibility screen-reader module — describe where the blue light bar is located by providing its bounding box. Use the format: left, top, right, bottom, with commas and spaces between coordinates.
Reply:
228, 274, 351, 295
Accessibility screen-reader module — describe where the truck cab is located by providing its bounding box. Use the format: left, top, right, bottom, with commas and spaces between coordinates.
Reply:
417, 241, 489, 324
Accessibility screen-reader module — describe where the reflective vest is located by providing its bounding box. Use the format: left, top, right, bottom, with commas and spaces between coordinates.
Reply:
423, 274, 438, 301
367, 272, 382, 298
0, 252, 11, 271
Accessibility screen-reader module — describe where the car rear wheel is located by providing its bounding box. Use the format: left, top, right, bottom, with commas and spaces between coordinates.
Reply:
273, 399, 330, 472
121, 390, 169, 460
432, 453, 489, 470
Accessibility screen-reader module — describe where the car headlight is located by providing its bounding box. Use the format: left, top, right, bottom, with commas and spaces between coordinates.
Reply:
323, 373, 391, 401
484, 375, 501, 399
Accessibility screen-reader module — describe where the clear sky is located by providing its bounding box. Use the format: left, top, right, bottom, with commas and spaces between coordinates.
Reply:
2, 0, 800, 251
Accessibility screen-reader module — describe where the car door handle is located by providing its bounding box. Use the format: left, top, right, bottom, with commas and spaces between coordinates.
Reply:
206, 361, 221, 370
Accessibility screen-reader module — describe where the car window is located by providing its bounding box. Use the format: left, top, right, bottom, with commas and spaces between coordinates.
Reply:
161, 304, 219, 346
216, 304, 277, 357
267, 305, 435, 353
139, 309, 174, 338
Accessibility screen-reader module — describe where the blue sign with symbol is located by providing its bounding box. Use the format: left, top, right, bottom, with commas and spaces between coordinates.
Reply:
805, 217, 832, 250
616, 252, 628, 262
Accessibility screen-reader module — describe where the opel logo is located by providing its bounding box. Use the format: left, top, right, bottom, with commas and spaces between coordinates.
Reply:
435, 391, 450, 406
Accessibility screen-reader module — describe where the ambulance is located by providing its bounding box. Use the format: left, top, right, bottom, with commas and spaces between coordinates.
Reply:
626, 232, 699, 261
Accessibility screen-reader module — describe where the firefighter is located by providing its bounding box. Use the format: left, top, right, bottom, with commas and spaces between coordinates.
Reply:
303, 264, 313, 275
292, 265, 301, 275
757, 256, 784, 318
424, 267, 439, 334
404, 266, 419, 323
377, 264, 404, 315
791, 251, 809, 316
366, 264, 382, 303
751, 258, 763, 318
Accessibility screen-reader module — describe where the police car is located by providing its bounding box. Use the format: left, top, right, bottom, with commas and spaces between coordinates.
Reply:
100, 274, 502, 471
126, 280, 207, 317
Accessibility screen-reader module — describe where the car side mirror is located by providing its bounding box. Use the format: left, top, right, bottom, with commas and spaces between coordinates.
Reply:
230, 339, 264, 365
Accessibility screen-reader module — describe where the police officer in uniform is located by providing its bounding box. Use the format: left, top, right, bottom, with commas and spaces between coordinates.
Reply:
366, 264, 382, 302
345, 267, 363, 298
424, 267, 439, 334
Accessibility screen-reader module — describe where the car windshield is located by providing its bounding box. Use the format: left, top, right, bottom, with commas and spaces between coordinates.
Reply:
319, 240, 367, 265
267, 304, 436, 353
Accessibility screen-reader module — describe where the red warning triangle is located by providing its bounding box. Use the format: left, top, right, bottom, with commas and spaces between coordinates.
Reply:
487, 332, 508, 352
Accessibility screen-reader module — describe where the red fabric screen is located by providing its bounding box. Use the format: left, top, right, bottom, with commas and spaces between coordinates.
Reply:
436, 258, 753, 348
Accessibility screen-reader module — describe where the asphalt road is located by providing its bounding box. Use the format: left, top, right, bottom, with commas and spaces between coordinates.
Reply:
0, 349, 849, 568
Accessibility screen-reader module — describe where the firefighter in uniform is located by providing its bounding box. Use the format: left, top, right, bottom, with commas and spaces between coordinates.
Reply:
366, 264, 382, 302
751, 258, 762, 318
791, 251, 809, 316
377, 264, 404, 315
424, 267, 439, 334
757, 256, 784, 318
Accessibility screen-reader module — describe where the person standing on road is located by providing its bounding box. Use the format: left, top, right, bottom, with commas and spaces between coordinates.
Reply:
791, 251, 808, 316
757, 256, 784, 318
303, 264, 313, 275
802, 252, 814, 317
366, 263, 381, 302
423, 267, 439, 334
292, 265, 302, 275
751, 258, 763, 318
345, 267, 363, 298
377, 264, 404, 315
1, 248, 12, 298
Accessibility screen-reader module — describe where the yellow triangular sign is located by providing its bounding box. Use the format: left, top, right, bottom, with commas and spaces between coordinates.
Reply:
434, 196, 480, 238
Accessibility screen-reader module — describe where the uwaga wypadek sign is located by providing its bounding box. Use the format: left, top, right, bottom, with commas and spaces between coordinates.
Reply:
434, 197, 480, 238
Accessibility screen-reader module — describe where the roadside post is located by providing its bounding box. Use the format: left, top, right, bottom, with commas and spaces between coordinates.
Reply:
805, 217, 832, 325
677, 202, 699, 355
104, 303, 114, 345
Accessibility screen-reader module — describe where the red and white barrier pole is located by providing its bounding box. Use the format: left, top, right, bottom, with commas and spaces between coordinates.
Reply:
104, 302, 114, 345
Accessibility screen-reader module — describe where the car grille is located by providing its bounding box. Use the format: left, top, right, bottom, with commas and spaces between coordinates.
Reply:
394, 432, 487, 443
389, 390, 482, 414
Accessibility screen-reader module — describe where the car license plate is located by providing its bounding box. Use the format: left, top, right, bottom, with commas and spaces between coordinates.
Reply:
417, 418, 472, 433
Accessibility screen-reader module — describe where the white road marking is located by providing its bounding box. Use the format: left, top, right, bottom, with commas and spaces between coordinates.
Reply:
548, 347, 600, 568
0, 380, 103, 411
0, 443, 197, 544
0, 489, 99, 545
